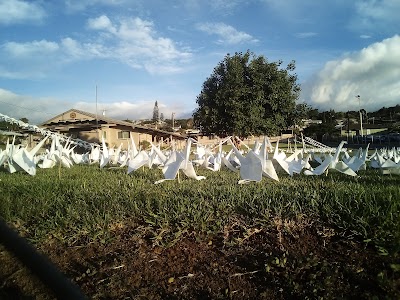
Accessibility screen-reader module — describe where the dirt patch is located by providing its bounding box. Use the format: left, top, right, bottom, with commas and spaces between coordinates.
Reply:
0, 248, 53, 300
1, 224, 399, 299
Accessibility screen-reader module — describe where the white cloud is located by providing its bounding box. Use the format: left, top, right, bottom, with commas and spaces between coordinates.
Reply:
260, 0, 339, 24
3, 40, 59, 57
295, 32, 317, 39
0, 15, 192, 78
0, 89, 70, 124
351, 0, 400, 34
60, 38, 86, 59
0, 40, 66, 79
209, 0, 243, 15
261, 0, 399, 37
0, 88, 191, 125
302, 35, 400, 112
0, 39, 82, 79
179, 0, 244, 16
87, 15, 115, 32
64, 0, 127, 11
355, 0, 400, 24
86, 16, 192, 74
74, 100, 164, 121
0, 0, 46, 25
69, 99, 190, 121
196, 22, 258, 45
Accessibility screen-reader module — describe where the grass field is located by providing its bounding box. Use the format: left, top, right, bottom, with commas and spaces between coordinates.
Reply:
0, 164, 399, 298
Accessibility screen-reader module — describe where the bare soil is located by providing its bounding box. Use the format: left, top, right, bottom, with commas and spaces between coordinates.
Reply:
1, 223, 399, 299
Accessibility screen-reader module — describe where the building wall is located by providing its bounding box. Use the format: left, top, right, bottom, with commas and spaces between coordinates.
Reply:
40, 109, 185, 151
99, 127, 153, 149
78, 129, 99, 143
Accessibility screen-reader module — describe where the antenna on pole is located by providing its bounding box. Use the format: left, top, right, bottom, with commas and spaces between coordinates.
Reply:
95, 84, 99, 128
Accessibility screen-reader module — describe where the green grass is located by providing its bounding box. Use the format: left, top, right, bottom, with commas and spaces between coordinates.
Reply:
0, 165, 399, 252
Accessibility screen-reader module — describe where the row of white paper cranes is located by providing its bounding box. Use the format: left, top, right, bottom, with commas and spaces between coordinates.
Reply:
1, 134, 400, 182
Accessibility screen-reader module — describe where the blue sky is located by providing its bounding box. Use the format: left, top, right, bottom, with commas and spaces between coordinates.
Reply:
0, 0, 399, 124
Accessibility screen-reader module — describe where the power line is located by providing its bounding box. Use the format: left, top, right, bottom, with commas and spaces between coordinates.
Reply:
0, 112, 97, 149
0, 99, 56, 116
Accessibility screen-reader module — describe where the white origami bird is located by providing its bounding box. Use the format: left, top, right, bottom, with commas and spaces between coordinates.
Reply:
9, 135, 49, 176
154, 138, 205, 184
99, 137, 110, 168
229, 138, 263, 184
127, 150, 150, 174
222, 149, 239, 173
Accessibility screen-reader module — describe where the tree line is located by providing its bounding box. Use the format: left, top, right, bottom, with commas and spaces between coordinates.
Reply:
191, 50, 399, 138
2, 48, 400, 140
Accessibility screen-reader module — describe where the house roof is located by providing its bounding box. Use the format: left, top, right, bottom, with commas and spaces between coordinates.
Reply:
41, 108, 135, 127
40, 108, 186, 139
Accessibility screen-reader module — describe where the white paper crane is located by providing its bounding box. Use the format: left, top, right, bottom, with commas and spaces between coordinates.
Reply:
0, 138, 10, 167
99, 137, 110, 168
304, 155, 332, 176
229, 138, 263, 184
154, 138, 205, 184
304, 141, 357, 176
154, 151, 184, 184
222, 149, 239, 173
345, 144, 370, 172
257, 136, 279, 181
89, 145, 101, 164
9, 135, 49, 176
127, 150, 150, 174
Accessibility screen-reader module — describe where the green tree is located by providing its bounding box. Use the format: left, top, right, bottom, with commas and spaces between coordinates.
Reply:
303, 123, 337, 141
307, 108, 320, 119
193, 51, 300, 138
304, 110, 338, 141
319, 110, 336, 125
152, 101, 160, 123
288, 102, 312, 131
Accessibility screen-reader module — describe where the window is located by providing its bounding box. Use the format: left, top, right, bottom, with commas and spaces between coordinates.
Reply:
118, 131, 130, 139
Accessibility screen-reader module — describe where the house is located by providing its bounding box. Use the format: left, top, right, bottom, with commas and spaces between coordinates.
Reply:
340, 123, 388, 138
302, 119, 323, 127
40, 109, 186, 150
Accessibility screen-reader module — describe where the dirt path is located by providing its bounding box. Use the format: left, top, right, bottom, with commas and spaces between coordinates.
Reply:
1, 225, 399, 299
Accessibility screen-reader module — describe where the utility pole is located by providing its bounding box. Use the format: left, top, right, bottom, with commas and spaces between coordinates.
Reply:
95, 84, 100, 142
347, 111, 350, 142
95, 84, 98, 127
356, 95, 363, 139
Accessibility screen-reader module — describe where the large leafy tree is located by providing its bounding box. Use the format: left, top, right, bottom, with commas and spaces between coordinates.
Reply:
193, 51, 300, 138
